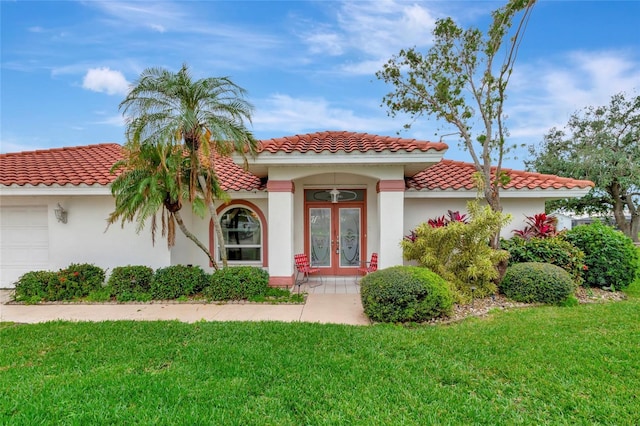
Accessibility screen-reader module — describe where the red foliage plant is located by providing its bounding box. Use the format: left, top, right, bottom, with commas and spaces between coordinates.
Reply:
405, 210, 469, 240
512, 213, 558, 240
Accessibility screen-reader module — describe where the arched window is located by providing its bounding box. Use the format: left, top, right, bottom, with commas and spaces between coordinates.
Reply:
218, 206, 262, 263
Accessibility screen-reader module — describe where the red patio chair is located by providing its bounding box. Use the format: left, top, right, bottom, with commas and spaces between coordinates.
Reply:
358, 252, 378, 276
294, 253, 322, 292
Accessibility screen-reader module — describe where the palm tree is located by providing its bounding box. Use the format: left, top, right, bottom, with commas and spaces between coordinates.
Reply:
107, 141, 219, 268
119, 64, 258, 267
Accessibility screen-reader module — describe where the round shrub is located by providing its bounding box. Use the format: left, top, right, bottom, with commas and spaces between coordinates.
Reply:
360, 266, 453, 323
108, 265, 154, 301
205, 266, 270, 300
14, 270, 58, 303
47, 263, 105, 301
500, 262, 575, 305
501, 236, 585, 285
564, 222, 639, 290
151, 265, 208, 300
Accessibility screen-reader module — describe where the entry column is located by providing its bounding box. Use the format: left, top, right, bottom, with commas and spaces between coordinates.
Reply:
377, 180, 405, 269
266, 180, 295, 286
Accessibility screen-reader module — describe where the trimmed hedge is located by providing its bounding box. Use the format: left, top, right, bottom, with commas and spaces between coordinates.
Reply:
14, 271, 58, 303
205, 266, 270, 301
108, 265, 155, 301
360, 266, 453, 323
150, 265, 208, 300
500, 262, 575, 305
501, 236, 585, 285
14, 264, 105, 302
564, 222, 639, 290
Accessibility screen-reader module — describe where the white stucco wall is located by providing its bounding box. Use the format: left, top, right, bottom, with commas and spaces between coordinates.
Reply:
1, 195, 170, 287
403, 197, 546, 241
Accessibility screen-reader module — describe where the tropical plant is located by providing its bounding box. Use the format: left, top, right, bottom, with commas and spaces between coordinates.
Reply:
527, 92, 640, 241
377, 0, 536, 247
108, 141, 217, 266
119, 64, 258, 267
403, 201, 511, 301
512, 213, 558, 239
427, 210, 469, 228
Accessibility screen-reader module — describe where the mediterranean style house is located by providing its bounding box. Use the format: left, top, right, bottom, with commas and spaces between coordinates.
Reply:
0, 131, 593, 288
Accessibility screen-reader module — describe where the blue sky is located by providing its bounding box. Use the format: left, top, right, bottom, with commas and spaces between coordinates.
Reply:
1, 0, 639, 169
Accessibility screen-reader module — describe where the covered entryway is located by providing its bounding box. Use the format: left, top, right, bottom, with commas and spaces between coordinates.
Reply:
305, 189, 366, 276
0, 206, 49, 288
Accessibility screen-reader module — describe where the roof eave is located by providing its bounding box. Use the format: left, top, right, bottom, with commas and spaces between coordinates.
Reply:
404, 187, 593, 199
235, 150, 445, 177
0, 183, 112, 196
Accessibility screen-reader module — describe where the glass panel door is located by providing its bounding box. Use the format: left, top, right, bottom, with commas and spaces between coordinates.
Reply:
339, 208, 361, 267
309, 207, 331, 267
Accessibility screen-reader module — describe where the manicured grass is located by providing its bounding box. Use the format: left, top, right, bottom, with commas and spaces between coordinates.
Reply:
2, 300, 639, 424
624, 246, 640, 298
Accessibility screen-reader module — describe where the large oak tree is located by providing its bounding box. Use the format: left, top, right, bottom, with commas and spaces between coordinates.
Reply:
527, 92, 640, 241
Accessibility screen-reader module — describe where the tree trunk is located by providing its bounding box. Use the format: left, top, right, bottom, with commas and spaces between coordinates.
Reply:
631, 215, 640, 242
197, 175, 229, 268
610, 183, 633, 239
484, 183, 503, 250
173, 210, 219, 270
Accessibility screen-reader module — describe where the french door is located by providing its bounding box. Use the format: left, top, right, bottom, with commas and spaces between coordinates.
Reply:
307, 203, 364, 275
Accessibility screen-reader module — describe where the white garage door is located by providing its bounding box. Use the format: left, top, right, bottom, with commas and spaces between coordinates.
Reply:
0, 206, 49, 288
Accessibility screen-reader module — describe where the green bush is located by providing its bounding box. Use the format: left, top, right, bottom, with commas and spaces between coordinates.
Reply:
205, 266, 270, 301
403, 201, 510, 301
501, 236, 585, 285
500, 262, 575, 305
108, 265, 155, 301
14, 270, 58, 303
46, 263, 105, 301
360, 266, 453, 323
564, 222, 639, 290
151, 265, 208, 300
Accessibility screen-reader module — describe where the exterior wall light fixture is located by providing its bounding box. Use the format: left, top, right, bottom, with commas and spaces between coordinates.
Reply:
54, 203, 68, 224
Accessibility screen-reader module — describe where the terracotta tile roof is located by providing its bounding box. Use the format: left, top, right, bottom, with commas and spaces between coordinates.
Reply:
0, 144, 123, 186
406, 159, 594, 191
1, 142, 592, 193
258, 130, 448, 154
214, 155, 265, 191
0, 143, 265, 191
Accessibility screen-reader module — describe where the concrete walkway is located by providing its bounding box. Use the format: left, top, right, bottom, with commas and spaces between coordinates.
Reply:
0, 290, 370, 326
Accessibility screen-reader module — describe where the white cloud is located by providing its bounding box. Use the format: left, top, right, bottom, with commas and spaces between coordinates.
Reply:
508, 49, 640, 140
89, 1, 184, 33
300, 0, 438, 75
253, 94, 390, 135
82, 67, 130, 96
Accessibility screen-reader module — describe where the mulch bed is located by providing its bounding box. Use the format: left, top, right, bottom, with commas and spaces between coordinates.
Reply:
430, 287, 627, 325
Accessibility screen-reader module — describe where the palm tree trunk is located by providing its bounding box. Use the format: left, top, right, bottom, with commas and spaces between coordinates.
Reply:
174, 210, 219, 270
197, 175, 229, 268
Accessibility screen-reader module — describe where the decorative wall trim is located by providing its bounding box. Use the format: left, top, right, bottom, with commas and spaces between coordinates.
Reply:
376, 180, 405, 192
266, 180, 295, 193
210, 200, 268, 268
269, 275, 294, 287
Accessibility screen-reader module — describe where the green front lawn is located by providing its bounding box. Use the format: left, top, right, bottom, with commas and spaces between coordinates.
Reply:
2, 298, 639, 424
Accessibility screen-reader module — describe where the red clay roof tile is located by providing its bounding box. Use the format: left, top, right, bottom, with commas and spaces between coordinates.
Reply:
0, 143, 264, 191
1, 138, 593, 193
0, 144, 123, 187
258, 131, 448, 154
406, 159, 594, 191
